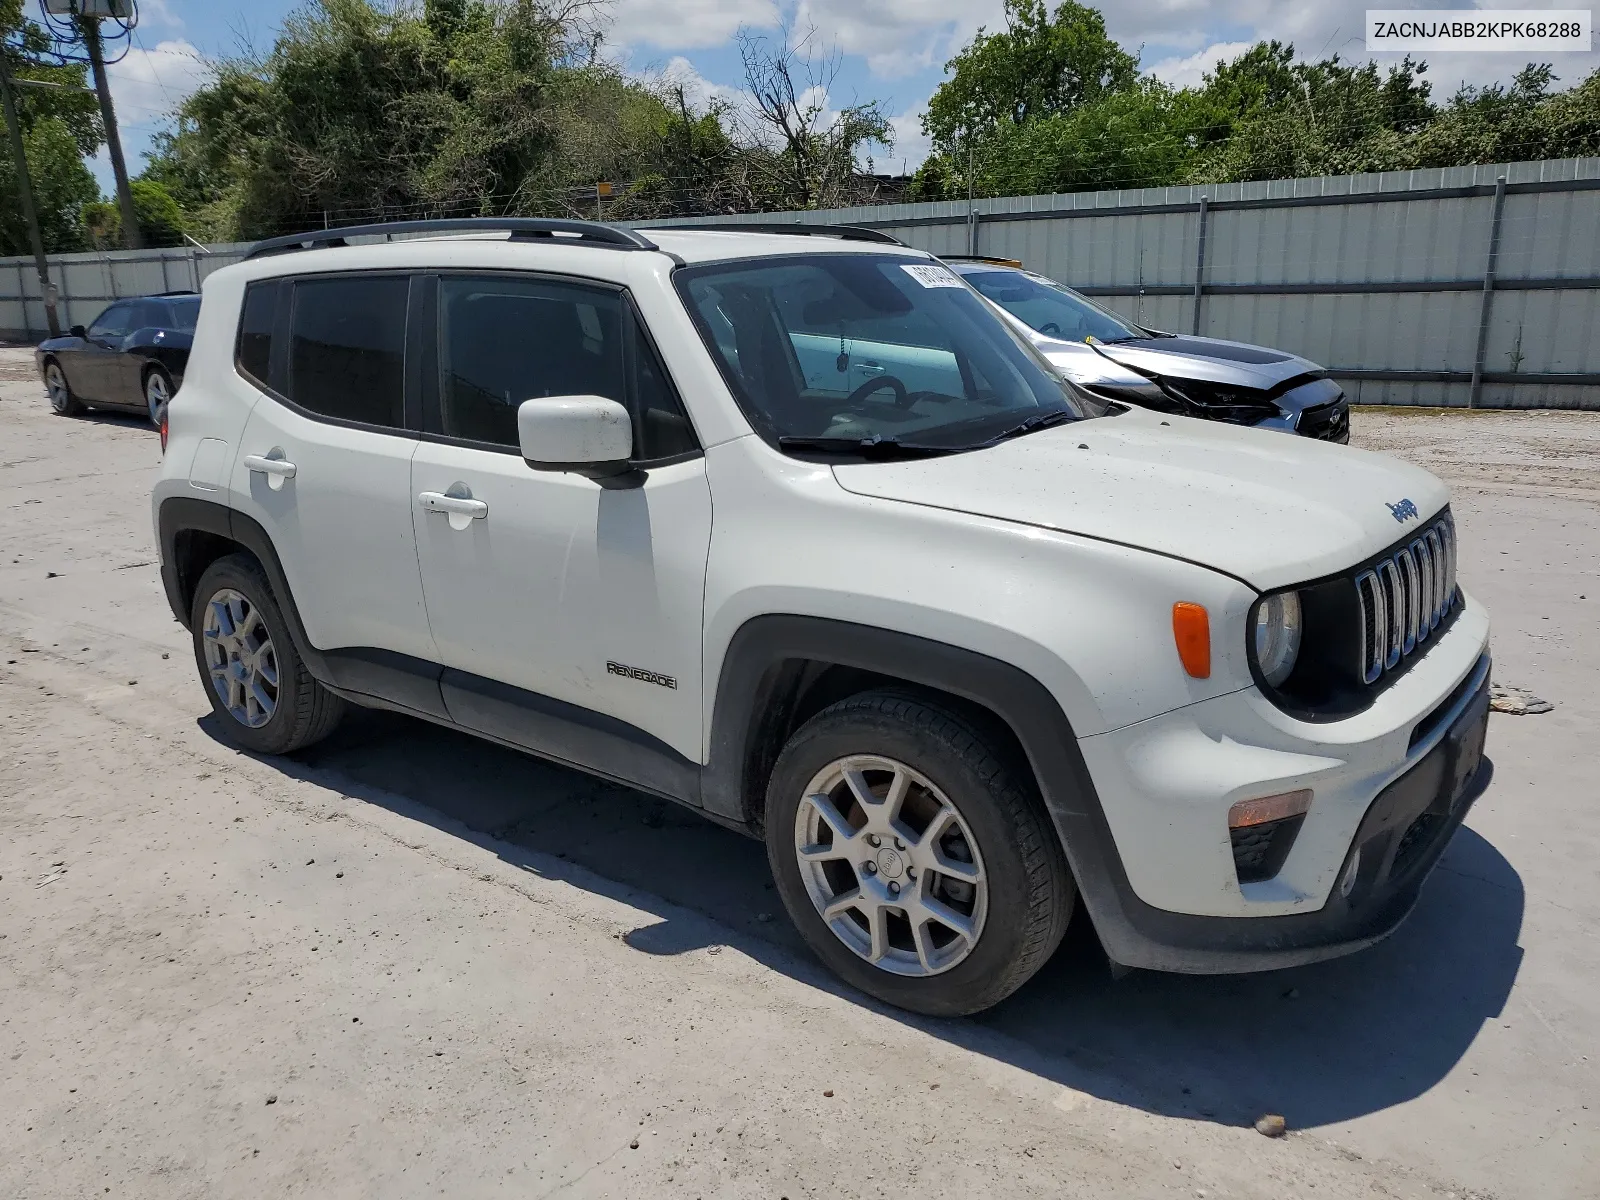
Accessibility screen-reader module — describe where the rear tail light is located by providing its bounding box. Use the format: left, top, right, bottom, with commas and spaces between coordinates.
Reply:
159, 410, 168, 454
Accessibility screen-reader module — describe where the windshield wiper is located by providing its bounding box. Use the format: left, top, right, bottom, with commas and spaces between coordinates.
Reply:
978, 408, 1079, 445
777, 434, 957, 459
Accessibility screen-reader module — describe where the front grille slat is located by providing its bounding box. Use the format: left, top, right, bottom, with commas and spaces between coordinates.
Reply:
1352, 511, 1458, 688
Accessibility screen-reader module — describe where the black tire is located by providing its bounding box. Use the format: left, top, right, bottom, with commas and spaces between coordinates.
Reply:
764, 689, 1074, 1016
189, 553, 345, 754
43, 357, 82, 416
143, 365, 173, 426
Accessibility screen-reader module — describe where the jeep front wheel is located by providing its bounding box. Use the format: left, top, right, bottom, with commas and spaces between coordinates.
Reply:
764, 690, 1074, 1016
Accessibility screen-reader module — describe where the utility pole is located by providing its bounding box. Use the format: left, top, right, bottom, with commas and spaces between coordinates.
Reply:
0, 53, 61, 335
79, 13, 139, 248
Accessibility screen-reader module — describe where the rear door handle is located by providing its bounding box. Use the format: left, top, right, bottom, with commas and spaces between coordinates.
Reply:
243, 452, 296, 491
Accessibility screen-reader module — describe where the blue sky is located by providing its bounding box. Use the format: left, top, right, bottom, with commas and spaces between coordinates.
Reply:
96, 0, 1600, 196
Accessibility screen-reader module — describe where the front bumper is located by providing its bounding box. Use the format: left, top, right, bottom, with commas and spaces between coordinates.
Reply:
1059, 599, 1490, 973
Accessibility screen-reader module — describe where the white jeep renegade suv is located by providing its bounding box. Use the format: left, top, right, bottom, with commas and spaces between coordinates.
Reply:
153, 218, 1491, 1016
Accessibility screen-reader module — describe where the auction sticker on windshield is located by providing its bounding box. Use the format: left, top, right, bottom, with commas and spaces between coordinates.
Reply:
902, 264, 965, 288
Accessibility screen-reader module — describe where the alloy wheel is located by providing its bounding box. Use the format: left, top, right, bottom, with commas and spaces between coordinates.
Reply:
145, 371, 170, 423
201, 588, 279, 728
793, 754, 988, 977
45, 364, 70, 412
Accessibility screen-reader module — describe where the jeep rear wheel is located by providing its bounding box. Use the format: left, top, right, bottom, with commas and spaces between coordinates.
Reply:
190, 553, 345, 754
765, 690, 1074, 1016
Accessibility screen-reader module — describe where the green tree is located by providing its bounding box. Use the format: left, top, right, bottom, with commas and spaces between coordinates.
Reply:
0, 0, 103, 252
923, 0, 1137, 151
81, 178, 186, 248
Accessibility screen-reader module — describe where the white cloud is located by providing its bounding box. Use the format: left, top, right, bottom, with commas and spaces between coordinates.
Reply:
105, 38, 209, 135
792, 0, 1002, 77
654, 55, 752, 114
138, 0, 184, 31
607, 0, 780, 50
886, 102, 934, 172
1144, 40, 1255, 88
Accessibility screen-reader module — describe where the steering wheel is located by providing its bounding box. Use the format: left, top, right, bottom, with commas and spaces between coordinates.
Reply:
1038, 322, 1063, 337
843, 374, 910, 409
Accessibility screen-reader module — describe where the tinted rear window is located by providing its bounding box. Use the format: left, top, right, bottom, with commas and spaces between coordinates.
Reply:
288, 276, 410, 427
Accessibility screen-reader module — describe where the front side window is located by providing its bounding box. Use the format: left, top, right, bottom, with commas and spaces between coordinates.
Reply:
288, 275, 410, 427
961, 268, 1144, 344
436, 276, 698, 460
677, 254, 1104, 451
437, 276, 624, 447
88, 303, 131, 340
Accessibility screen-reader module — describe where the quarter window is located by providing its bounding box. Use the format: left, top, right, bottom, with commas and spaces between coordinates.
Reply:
288, 276, 410, 427
235, 280, 276, 388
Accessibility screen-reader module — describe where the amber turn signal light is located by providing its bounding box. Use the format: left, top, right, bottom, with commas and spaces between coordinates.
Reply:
1172, 602, 1211, 678
1228, 789, 1313, 829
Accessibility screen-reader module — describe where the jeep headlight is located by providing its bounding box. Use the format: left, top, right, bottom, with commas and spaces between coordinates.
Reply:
1252, 591, 1303, 688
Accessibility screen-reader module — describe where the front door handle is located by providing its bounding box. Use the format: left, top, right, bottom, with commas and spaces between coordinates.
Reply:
419, 488, 488, 530
243, 451, 296, 491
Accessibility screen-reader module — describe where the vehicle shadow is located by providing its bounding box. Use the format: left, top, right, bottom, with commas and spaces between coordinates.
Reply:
212, 705, 1523, 1133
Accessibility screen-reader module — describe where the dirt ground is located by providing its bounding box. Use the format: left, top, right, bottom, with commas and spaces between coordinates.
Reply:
2, 356, 1597, 1199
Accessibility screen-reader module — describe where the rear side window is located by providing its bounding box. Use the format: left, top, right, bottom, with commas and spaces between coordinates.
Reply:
235, 281, 276, 387
169, 296, 200, 333
288, 276, 410, 427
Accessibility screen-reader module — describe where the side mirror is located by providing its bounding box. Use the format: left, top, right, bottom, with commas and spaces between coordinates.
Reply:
69, 325, 87, 340
517, 395, 634, 478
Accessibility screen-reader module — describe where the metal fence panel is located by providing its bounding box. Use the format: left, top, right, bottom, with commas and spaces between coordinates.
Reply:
4, 162, 1600, 407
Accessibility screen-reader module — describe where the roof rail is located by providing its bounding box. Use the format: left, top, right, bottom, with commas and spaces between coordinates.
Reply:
641, 222, 904, 246
941, 254, 1025, 268
244, 218, 659, 261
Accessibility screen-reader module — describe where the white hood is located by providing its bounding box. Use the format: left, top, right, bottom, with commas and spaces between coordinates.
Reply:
831, 409, 1448, 591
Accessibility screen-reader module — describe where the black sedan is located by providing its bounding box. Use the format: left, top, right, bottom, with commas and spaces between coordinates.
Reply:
37, 291, 199, 425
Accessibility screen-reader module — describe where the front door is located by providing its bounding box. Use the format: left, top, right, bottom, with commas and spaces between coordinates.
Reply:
77, 301, 133, 402
410, 273, 710, 774
226, 273, 437, 666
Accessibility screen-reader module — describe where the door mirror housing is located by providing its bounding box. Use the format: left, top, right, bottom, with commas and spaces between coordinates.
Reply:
69, 325, 87, 340
517, 395, 634, 478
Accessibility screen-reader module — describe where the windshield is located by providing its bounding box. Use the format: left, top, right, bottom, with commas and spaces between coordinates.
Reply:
676, 254, 1106, 452
168, 296, 200, 333
961, 268, 1145, 343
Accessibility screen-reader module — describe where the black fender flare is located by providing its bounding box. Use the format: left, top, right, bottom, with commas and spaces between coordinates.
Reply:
156, 495, 331, 681
701, 614, 1160, 960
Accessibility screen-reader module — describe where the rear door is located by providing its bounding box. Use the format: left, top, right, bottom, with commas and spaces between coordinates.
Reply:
227, 272, 439, 669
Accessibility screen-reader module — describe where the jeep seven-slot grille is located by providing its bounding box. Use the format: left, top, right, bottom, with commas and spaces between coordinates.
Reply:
1354, 513, 1458, 685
